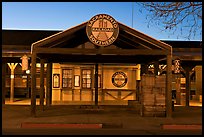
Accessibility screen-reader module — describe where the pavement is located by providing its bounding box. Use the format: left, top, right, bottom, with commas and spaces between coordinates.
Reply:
2, 99, 202, 135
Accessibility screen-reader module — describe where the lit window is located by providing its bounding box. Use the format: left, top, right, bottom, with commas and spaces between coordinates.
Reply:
82, 69, 92, 89
62, 69, 73, 88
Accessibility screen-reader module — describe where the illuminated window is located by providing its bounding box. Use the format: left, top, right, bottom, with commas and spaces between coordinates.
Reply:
62, 69, 73, 89
82, 69, 92, 89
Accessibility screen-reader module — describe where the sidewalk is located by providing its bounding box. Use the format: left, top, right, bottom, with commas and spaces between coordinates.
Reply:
2, 105, 202, 132
2, 101, 202, 135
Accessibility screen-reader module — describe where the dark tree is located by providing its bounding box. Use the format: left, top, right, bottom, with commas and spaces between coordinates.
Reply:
138, 2, 202, 40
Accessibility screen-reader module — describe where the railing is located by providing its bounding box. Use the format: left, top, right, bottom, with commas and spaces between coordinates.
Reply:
102, 89, 136, 101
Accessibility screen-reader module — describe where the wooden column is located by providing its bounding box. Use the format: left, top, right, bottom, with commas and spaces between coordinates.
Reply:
166, 54, 172, 117
31, 52, 37, 117
46, 62, 52, 106
101, 65, 104, 102
195, 66, 202, 101
175, 76, 181, 105
136, 64, 141, 101
154, 61, 159, 75
182, 65, 194, 106
95, 63, 98, 106
40, 59, 45, 110
185, 67, 191, 107
141, 64, 148, 75
2, 61, 6, 104
26, 59, 31, 98
8, 63, 18, 102
136, 80, 140, 101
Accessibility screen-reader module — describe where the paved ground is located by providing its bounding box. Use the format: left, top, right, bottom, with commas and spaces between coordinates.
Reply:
2, 100, 202, 135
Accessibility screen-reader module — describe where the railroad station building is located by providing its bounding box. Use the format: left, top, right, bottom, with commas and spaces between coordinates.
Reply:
2, 14, 202, 117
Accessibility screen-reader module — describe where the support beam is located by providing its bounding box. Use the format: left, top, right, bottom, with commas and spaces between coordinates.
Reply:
185, 69, 190, 107
175, 76, 181, 105
40, 59, 45, 110
166, 54, 172, 117
26, 59, 31, 98
31, 52, 37, 117
7, 63, 18, 102
94, 63, 98, 106
154, 61, 159, 75
136, 80, 140, 101
182, 65, 195, 106
35, 47, 168, 55
2, 61, 6, 104
46, 62, 52, 106
136, 64, 141, 101
141, 64, 148, 75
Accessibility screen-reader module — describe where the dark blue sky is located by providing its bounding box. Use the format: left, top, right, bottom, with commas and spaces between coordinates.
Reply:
2, 2, 202, 41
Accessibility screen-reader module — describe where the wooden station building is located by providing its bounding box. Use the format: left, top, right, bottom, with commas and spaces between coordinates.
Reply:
2, 14, 202, 117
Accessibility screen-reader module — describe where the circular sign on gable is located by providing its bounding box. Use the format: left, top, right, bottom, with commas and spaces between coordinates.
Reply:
86, 14, 119, 47
112, 71, 128, 88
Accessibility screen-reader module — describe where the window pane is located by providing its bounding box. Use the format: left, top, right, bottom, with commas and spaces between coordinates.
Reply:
62, 69, 72, 88
87, 83, 91, 88
82, 69, 92, 89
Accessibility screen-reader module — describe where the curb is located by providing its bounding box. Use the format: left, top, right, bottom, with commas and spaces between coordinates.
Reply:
162, 124, 202, 130
21, 123, 103, 129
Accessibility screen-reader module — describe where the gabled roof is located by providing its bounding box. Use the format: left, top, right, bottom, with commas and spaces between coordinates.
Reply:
31, 20, 172, 53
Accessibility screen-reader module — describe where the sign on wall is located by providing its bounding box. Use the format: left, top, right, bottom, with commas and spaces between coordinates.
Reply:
53, 74, 60, 88
86, 14, 119, 47
112, 71, 128, 88
21, 55, 29, 71
174, 59, 181, 74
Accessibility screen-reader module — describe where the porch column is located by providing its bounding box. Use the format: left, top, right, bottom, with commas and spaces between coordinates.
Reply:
31, 52, 37, 117
182, 65, 194, 106
141, 64, 148, 75
95, 63, 98, 106
154, 61, 159, 75
136, 64, 141, 101
2, 61, 6, 104
185, 69, 190, 106
195, 66, 202, 101
40, 59, 45, 110
166, 54, 172, 117
8, 63, 18, 102
175, 76, 181, 105
46, 62, 52, 106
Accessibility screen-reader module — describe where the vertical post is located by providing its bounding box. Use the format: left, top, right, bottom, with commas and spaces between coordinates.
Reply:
2, 61, 6, 104
166, 54, 172, 117
185, 67, 190, 107
175, 76, 181, 105
95, 63, 98, 106
101, 64, 104, 102
40, 59, 45, 110
195, 66, 202, 101
7, 63, 18, 102
46, 62, 52, 106
31, 52, 37, 117
136, 80, 140, 101
10, 69, 15, 102
154, 61, 159, 76
136, 64, 141, 101
26, 59, 31, 98
141, 64, 148, 75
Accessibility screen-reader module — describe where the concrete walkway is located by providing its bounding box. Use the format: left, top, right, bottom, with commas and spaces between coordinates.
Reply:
2, 102, 202, 135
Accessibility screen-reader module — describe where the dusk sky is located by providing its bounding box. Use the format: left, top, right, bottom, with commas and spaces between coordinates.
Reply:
2, 2, 202, 41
